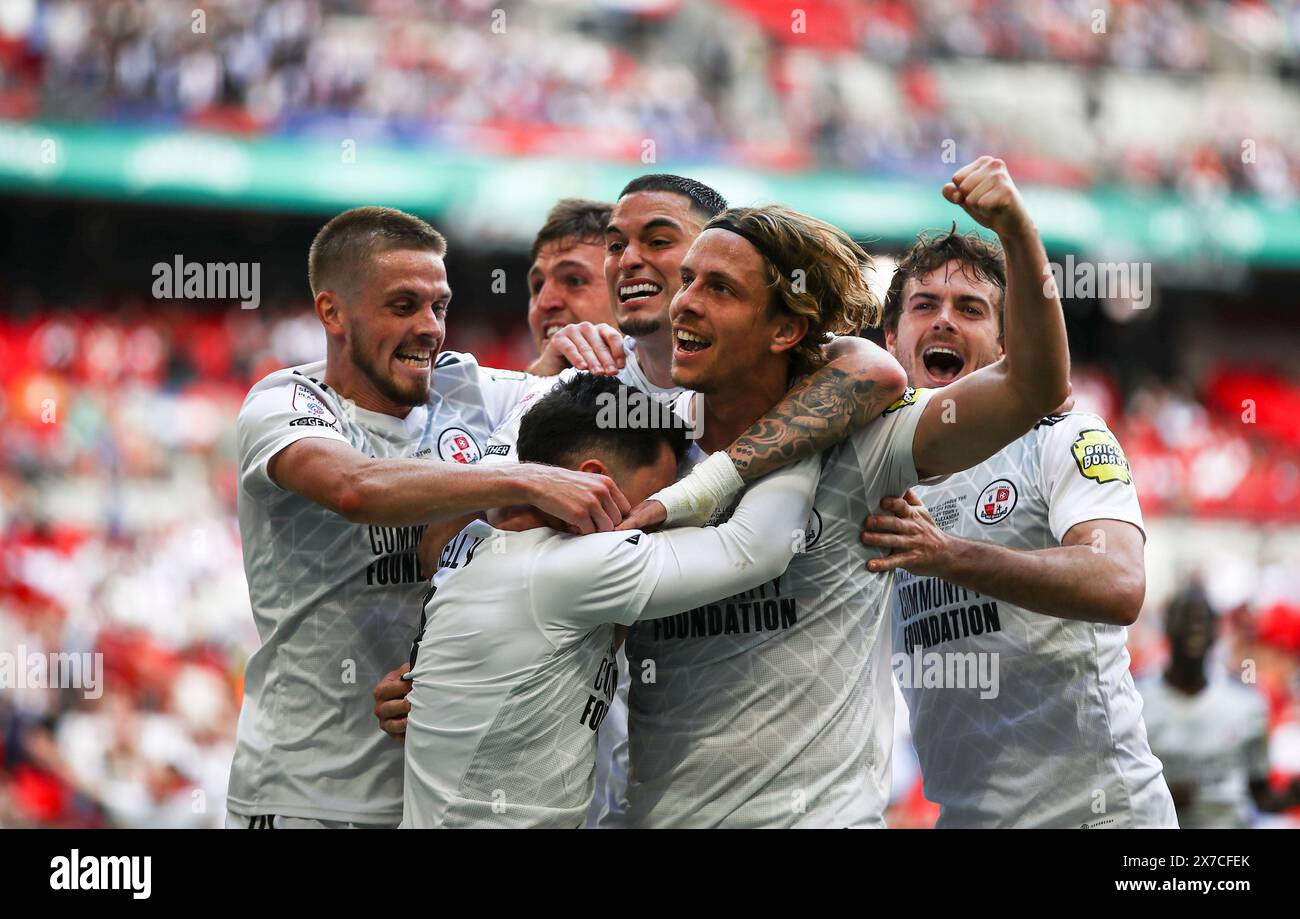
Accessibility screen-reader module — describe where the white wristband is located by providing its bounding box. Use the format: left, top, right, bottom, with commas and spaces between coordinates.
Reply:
649, 451, 744, 527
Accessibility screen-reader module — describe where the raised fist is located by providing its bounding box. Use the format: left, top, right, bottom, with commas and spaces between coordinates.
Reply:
942, 156, 1032, 238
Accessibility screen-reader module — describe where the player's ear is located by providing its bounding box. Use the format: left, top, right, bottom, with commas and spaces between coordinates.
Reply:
769, 313, 810, 356
576, 458, 611, 478
316, 290, 345, 336
884, 327, 898, 355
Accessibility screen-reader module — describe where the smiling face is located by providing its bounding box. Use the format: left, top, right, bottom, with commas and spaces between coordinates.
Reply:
668, 229, 805, 394
331, 247, 450, 409
886, 258, 1003, 389
526, 239, 613, 352
605, 191, 706, 339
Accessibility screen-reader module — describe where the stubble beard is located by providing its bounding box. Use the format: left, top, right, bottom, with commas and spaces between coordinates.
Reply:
349, 334, 430, 407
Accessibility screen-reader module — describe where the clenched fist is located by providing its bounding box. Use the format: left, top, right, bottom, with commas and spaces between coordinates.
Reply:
943, 156, 1032, 239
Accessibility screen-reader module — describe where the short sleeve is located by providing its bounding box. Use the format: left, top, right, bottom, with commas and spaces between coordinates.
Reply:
1037, 414, 1145, 543
473, 359, 550, 433
533, 531, 666, 631
478, 371, 570, 465
853, 386, 938, 497
237, 375, 350, 495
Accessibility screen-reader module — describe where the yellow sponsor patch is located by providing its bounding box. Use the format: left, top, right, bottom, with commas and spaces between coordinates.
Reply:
1071, 429, 1132, 485
884, 387, 924, 415
489, 369, 529, 381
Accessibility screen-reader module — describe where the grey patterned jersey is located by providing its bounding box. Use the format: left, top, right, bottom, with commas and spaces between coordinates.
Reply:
401, 459, 818, 828
624, 388, 936, 827
893, 412, 1175, 828
227, 353, 535, 824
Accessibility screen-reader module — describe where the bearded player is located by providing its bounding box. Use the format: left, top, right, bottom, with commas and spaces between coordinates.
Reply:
226, 206, 631, 829
859, 185, 1178, 827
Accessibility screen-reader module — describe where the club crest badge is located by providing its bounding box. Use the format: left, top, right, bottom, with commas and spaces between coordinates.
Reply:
975, 479, 1017, 525
438, 427, 481, 464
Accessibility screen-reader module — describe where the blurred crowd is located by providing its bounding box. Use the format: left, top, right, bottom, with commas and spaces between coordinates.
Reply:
2, 0, 1298, 196
0, 301, 1297, 826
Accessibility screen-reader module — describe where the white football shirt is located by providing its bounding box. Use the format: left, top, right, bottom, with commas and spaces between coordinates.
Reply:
400, 457, 819, 828
1139, 675, 1270, 828
892, 412, 1177, 828
228, 353, 536, 824
473, 338, 686, 828
623, 387, 937, 828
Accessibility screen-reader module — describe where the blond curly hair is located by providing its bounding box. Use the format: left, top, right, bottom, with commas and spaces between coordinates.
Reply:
706, 205, 879, 377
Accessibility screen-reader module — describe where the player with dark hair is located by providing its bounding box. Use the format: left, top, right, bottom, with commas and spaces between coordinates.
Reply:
401, 375, 819, 827
527, 172, 732, 383
1140, 585, 1300, 827
525, 198, 616, 354
226, 206, 630, 829
860, 158, 1177, 827
881, 223, 1007, 369
618, 173, 730, 220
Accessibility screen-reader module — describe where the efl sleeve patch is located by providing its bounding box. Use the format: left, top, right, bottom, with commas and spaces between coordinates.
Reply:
488, 369, 529, 381
1071, 428, 1131, 485
291, 382, 339, 427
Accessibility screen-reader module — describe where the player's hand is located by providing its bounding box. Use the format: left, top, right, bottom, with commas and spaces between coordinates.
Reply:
860, 490, 952, 578
942, 156, 1031, 239
528, 322, 626, 376
373, 664, 414, 744
522, 464, 631, 534
615, 498, 667, 533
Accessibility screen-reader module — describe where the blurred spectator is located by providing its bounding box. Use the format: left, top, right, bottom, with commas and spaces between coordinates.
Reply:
1, 0, 1297, 193
1139, 583, 1300, 828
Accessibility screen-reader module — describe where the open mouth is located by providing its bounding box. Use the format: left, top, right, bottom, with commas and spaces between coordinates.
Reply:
543, 323, 564, 341
619, 281, 662, 304
922, 345, 964, 383
395, 348, 432, 369
674, 329, 712, 355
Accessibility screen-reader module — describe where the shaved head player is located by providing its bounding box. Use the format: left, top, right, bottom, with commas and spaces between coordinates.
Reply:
226, 206, 629, 829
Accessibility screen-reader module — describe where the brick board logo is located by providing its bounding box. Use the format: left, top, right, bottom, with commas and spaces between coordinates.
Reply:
439, 427, 481, 464
292, 383, 337, 425
1072, 429, 1131, 485
975, 479, 1017, 525
884, 386, 922, 415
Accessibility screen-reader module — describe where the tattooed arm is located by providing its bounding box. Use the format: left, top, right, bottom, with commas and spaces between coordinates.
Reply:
618, 337, 905, 531
727, 336, 906, 482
